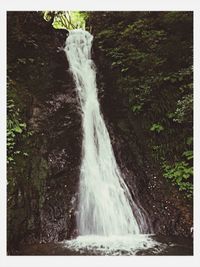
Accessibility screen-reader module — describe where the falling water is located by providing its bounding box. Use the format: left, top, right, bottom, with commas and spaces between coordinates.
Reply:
63, 29, 159, 254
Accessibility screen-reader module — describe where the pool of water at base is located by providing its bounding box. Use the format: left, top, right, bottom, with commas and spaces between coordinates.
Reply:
13, 235, 193, 256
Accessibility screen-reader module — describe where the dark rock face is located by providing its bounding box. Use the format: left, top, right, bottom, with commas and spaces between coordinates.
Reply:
7, 12, 80, 253
94, 40, 193, 238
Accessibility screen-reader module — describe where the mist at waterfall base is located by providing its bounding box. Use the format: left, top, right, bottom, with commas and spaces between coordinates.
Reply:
61, 29, 162, 255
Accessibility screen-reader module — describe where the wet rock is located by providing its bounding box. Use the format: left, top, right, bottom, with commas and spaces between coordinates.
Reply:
7, 12, 81, 253
94, 42, 193, 238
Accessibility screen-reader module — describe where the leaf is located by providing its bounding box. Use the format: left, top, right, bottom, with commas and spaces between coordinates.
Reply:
14, 126, 23, 133
7, 156, 14, 162
183, 174, 190, 179
19, 123, 26, 128
132, 104, 142, 113
150, 123, 164, 133
182, 150, 193, 160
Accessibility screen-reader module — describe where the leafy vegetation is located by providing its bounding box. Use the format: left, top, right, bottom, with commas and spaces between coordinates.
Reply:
7, 76, 32, 166
163, 160, 193, 198
44, 11, 87, 30
150, 123, 164, 133
86, 11, 193, 198
7, 98, 26, 163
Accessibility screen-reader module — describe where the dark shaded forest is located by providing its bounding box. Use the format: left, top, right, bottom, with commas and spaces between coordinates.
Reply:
7, 11, 193, 254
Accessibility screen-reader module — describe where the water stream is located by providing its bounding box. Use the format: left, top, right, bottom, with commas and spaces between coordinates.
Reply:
63, 29, 159, 254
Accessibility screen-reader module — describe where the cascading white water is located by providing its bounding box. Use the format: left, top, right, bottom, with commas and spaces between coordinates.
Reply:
63, 29, 159, 254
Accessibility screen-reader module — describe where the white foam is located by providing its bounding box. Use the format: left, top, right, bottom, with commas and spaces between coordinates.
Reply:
62, 235, 163, 255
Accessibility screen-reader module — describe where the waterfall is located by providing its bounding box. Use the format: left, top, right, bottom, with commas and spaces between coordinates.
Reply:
64, 29, 150, 236
63, 29, 158, 254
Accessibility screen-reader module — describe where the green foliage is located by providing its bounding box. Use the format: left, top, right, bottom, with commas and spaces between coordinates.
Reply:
87, 11, 193, 199
7, 74, 32, 166
163, 161, 193, 198
173, 93, 193, 123
150, 123, 164, 133
132, 104, 143, 113
7, 95, 31, 165
44, 11, 87, 30
7, 98, 26, 163
182, 150, 193, 160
